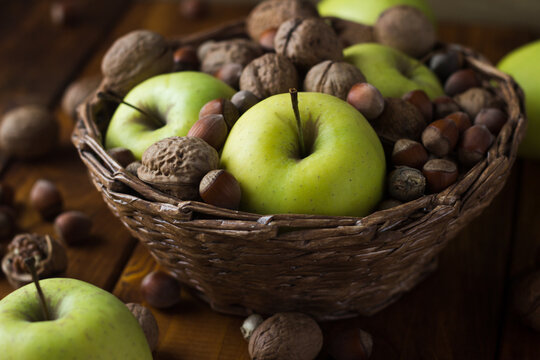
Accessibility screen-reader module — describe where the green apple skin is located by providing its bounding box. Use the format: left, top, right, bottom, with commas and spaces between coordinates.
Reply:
220, 92, 386, 217
318, 0, 436, 26
0, 278, 152, 360
344, 43, 444, 100
498, 40, 540, 159
105, 71, 235, 159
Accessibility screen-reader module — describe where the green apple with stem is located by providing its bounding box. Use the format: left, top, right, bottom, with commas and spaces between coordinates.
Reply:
105, 71, 235, 159
220, 90, 386, 217
498, 40, 540, 158
344, 43, 444, 100
318, 0, 436, 26
0, 258, 152, 359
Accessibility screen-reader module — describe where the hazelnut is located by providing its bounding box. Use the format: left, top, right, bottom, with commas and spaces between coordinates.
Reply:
429, 51, 464, 82
0, 206, 15, 240
458, 125, 493, 167
137, 137, 219, 200
248, 312, 323, 360
187, 114, 228, 151
50, 1, 81, 26
326, 326, 373, 360
61, 75, 101, 119
198, 98, 239, 129
0, 183, 14, 206
0, 105, 58, 159
29, 179, 63, 221
140, 271, 182, 309
370, 98, 426, 144
433, 96, 461, 119
246, 0, 318, 42
474, 108, 507, 135
388, 167, 426, 202
199, 169, 242, 210
126, 161, 142, 176
346, 83, 385, 120
126, 303, 159, 352
241, 314, 264, 341
445, 111, 472, 133
199, 39, 262, 75
275, 18, 343, 69
259, 28, 278, 51
214, 63, 243, 89
422, 159, 459, 193
421, 118, 459, 157
512, 269, 540, 332
173, 46, 199, 72
402, 89, 433, 123
376, 199, 403, 211
304, 61, 366, 101
453, 87, 495, 119
374, 5, 436, 58
231, 90, 260, 114
444, 69, 480, 96
107, 147, 136, 168
392, 139, 428, 169
240, 53, 299, 99
54, 211, 93, 246
179, 0, 207, 20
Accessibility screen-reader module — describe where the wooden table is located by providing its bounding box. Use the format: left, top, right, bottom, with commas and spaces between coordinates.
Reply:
0, 1, 539, 359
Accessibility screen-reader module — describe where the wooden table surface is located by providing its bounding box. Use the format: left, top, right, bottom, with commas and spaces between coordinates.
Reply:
1, 1, 539, 359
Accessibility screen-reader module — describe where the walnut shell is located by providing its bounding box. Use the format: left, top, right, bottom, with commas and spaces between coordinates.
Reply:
453, 87, 496, 119
137, 137, 219, 200
240, 53, 299, 99
0, 105, 58, 159
246, 0, 319, 42
1, 233, 68, 289
304, 61, 366, 100
371, 98, 427, 145
126, 303, 159, 352
275, 18, 343, 69
101, 30, 173, 97
61, 75, 101, 119
199, 39, 263, 75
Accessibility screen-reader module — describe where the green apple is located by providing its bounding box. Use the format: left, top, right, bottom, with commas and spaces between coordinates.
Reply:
344, 43, 444, 100
318, 0, 436, 26
0, 278, 152, 359
498, 40, 540, 158
220, 92, 386, 217
105, 71, 235, 159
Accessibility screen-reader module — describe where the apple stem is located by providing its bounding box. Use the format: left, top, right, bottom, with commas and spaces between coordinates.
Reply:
289, 88, 306, 157
24, 257, 50, 321
97, 90, 164, 129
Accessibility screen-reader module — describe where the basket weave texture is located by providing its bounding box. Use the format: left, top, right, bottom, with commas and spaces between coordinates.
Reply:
72, 21, 526, 321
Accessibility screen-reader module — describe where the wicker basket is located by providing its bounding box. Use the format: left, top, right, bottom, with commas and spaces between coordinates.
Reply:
72, 20, 526, 321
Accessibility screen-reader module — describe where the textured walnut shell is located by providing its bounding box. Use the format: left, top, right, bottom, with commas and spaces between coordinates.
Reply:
275, 18, 343, 69
304, 61, 366, 100
126, 303, 160, 352
1, 234, 68, 289
61, 75, 101, 119
137, 137, 219, 200
101, 30, 173, 97
246, 0, 319, 42
199, 39, 263, 74
370, 98, 427, 145
248, 312, 323, 360
240, 53, 299, 99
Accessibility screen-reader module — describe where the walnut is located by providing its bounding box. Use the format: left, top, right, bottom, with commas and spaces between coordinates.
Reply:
371, 98, 427, 145
248, 312, 323, 360
137, 137, 219, 200
126, 303, 159, 352
61, 75, 101, 119
275, 18, 343, 69
199, 39, 263, 75
1, 233, 68, 289
304, 61, 366, 100
453, 87, 496, 119
246, 0, 318, 42
331, 18, 374, 47
240, 53, 299, 99
101, 30, 173, 97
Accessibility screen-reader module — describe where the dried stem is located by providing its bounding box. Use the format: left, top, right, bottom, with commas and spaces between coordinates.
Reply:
289, 88, 306, 157
24, 256, 50, 321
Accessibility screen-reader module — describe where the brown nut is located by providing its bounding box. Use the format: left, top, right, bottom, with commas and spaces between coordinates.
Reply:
444, 69, 480, 97
240, 53, 299, 99
374, 5, 436, 58
61, 75, 101, 119
326, 326, 373, 360
126, 303, 160, 352
248, 312, 323, 360
214, 63, 243, 89
458, 125, 493, 167
0, 206, 15, 240
107, 147, 136, 168
433, 96, 460, 119
173, 46, 199, 72
346, 83, 385, 120
402, 89, 433, 123
370, 98, 426, 144
422, 159, 459, 193
392, 139, 429, 169
512, 269, 540, 332
429, 51, 464, 82
246, 0, 319, 42
179, 0, 208, 20
422, 118, 459, 157
199, 169, 241, 210
445, 111, 472, 133
453, 87, 495, 119
29, 179, 63, 221
231, 90, 260, 114
304, 61, 366, 101
474, 108, 507, 135
0, 105, 58, 160
188, 114, 228, 151
388, 167, 426, 202
275, 17, 343, 69
54, 211, 93, 246
126, 161, 142, 177
198, 98, 240, 129
199, 39, 262, 75
140, 271, 182, 309
259, 28, 278, 51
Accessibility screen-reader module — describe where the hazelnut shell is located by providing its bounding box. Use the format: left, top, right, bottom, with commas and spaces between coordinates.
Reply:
421, 118, 459, 157
199, 39, 262, 75
370, 98, 426, 144
54, 211, 93, 246
453, 87, 495, 119
422, 159, 459, 193
199, 169, 242, 210
140, 271, 182, 309
29, 179, 63, 221
187, 114, 229, 151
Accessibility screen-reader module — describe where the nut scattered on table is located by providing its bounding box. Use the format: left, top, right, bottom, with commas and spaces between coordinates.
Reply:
54, 210, 93, 246
140, 271, 182, 309
29, 179, 63, 221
